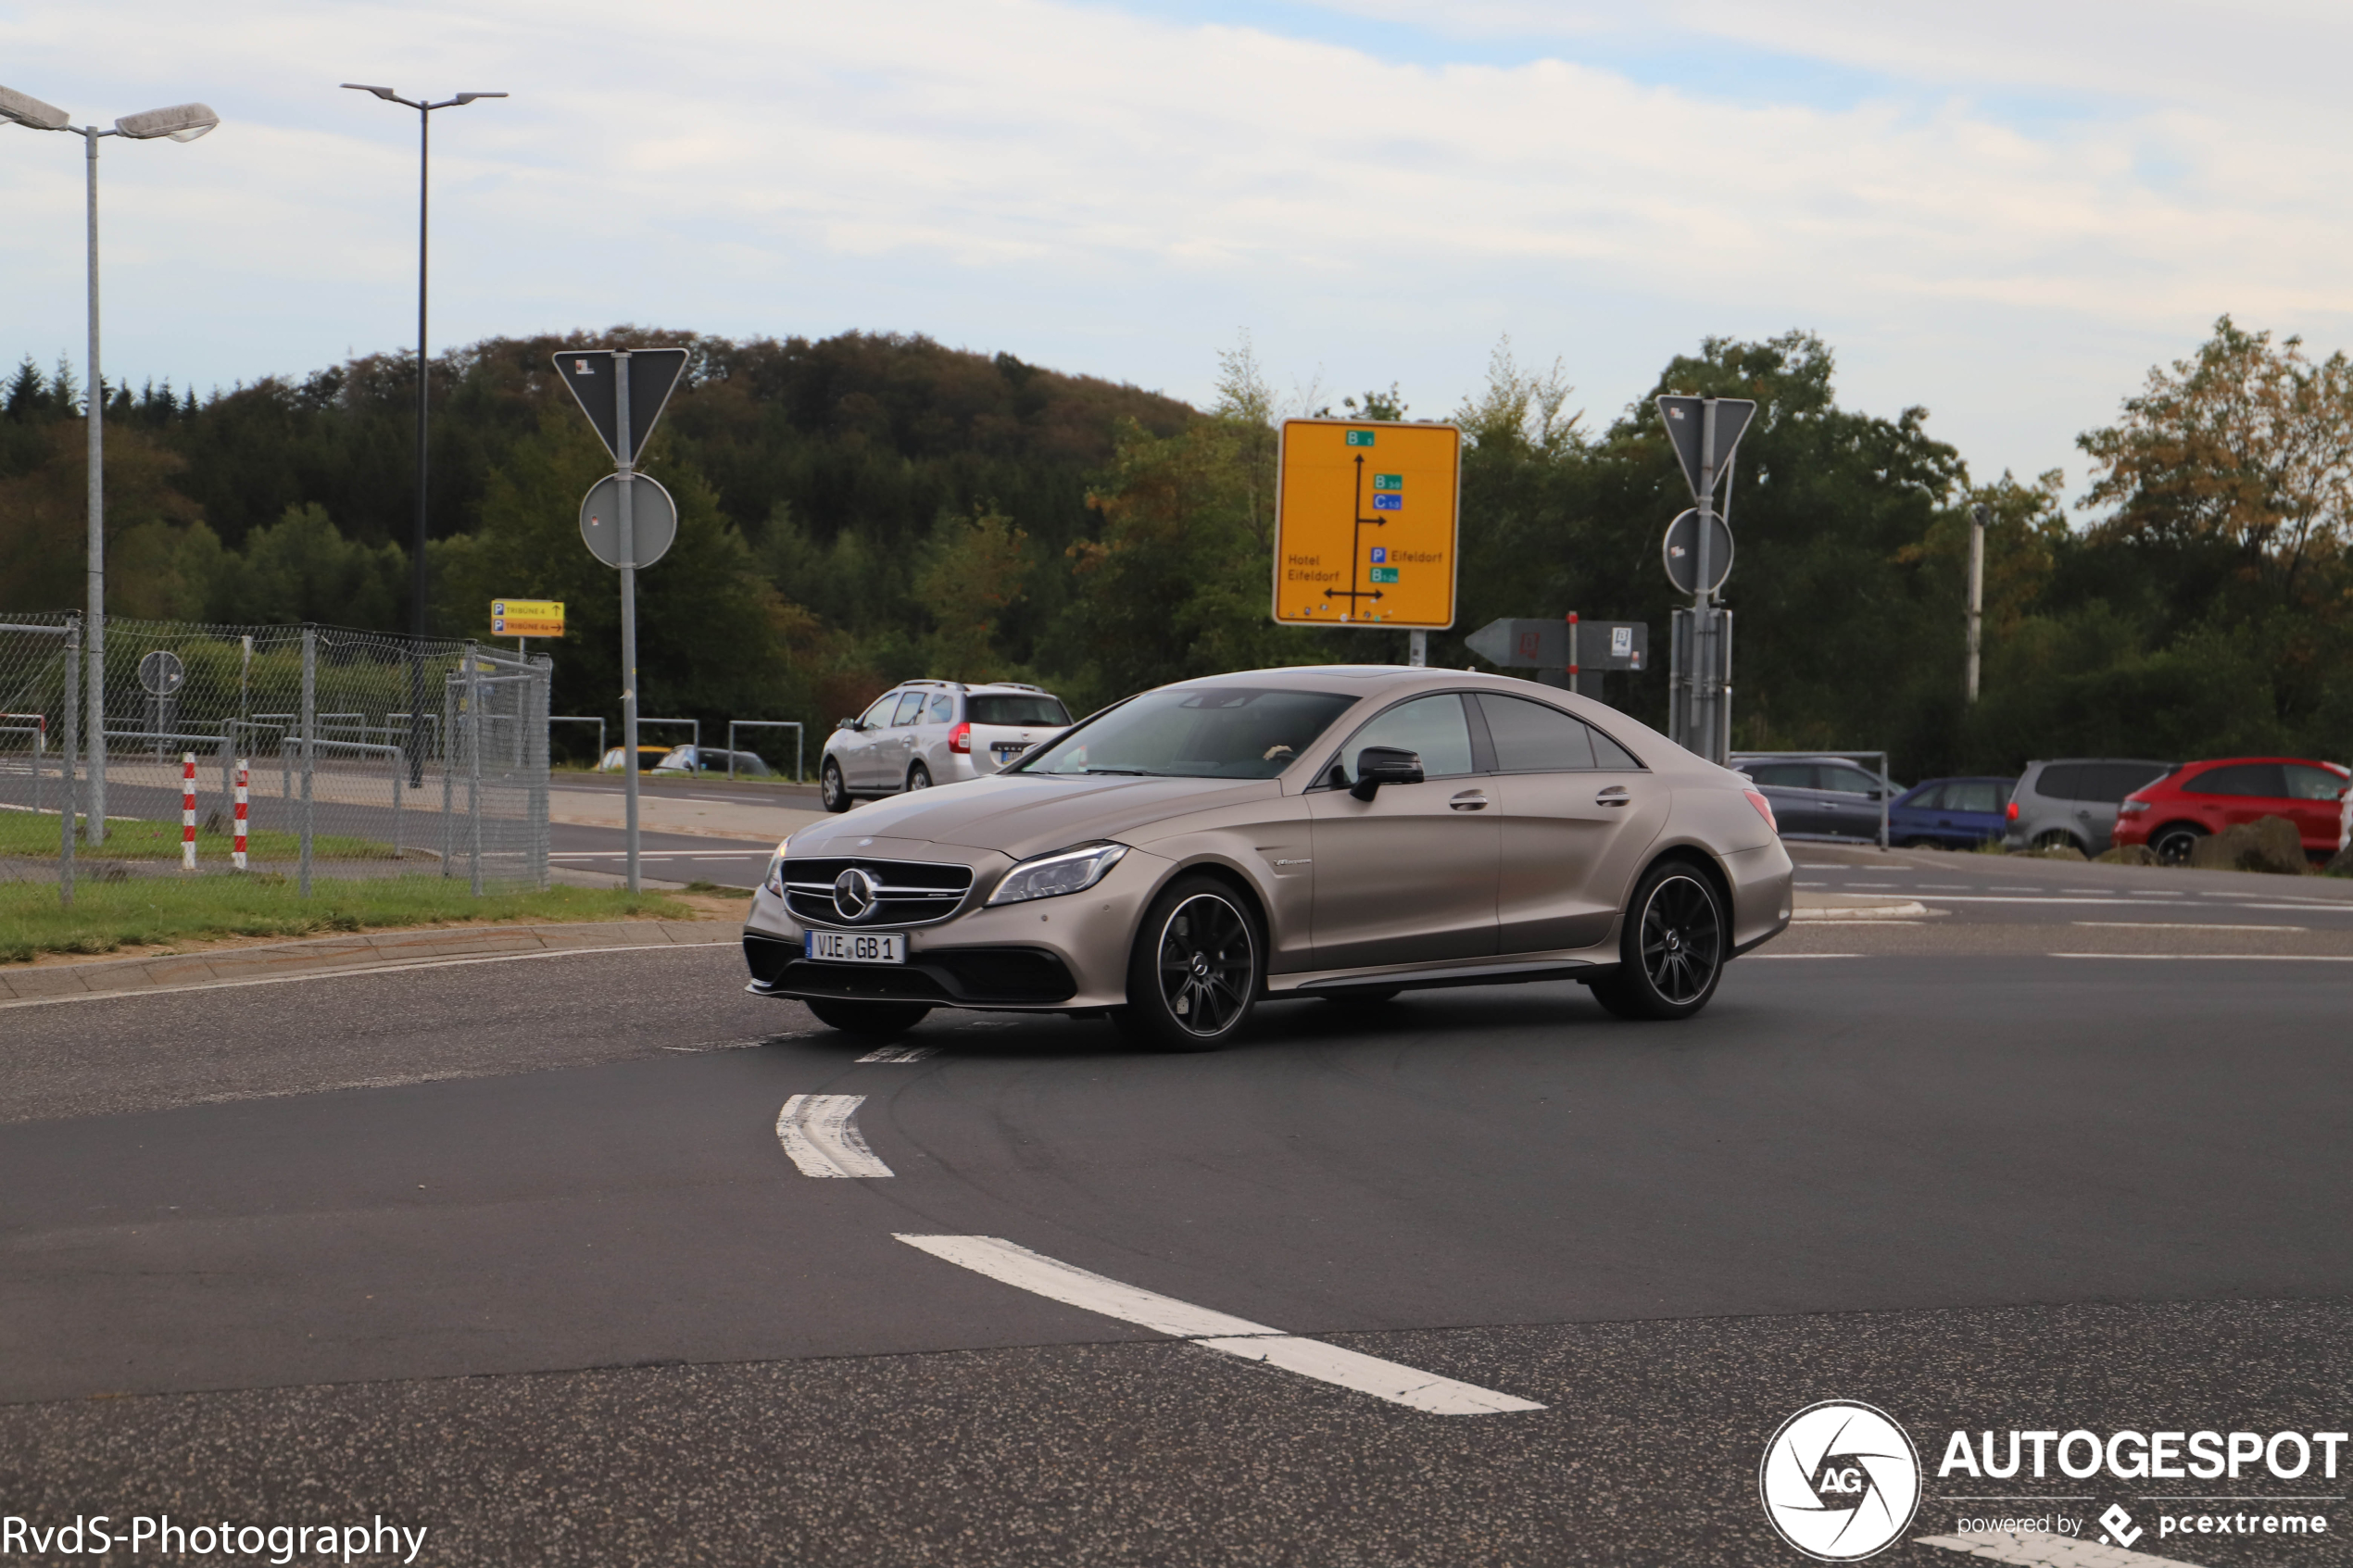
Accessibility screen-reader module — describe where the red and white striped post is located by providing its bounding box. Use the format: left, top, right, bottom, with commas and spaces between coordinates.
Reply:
181, 752, 197, 871
233, 759, 249, 871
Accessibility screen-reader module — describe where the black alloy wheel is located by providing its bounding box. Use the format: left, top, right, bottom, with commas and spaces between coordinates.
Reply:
806, 998, 932, 1036
907, 762, 933, 791
2151, 822, 2208, 866
1121, 878, 1263, 1051
1591, 860, 1726, 1022
820, 759, 852, 813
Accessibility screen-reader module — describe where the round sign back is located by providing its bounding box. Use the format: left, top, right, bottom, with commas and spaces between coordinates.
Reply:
1662, 508, 1734, 596
578, 473, 678, 570
136, 649, 186, 697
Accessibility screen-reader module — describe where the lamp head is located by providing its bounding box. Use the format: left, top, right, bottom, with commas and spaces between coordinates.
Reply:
0, 83, 71, 132
452, 92, 509, 106
115, 103, 220, 142
341, 83, 402, 102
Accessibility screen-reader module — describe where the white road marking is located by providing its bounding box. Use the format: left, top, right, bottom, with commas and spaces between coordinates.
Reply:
0, 941, 738, 1012
893, 1234, 1544, 1416
2241, 901, 2353, 911
2052, 953, 2353, 962
1793, 902, 1931, 921
1749, 953, 1861, 959
1916, 1528, 2201, 1566
776, 1094, 894, 1177
2071, 921, 2305, 931
856, 1044, 938, 1063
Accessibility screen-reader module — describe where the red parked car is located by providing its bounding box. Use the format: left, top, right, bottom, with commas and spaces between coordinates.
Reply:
2111, 756, 2350, 865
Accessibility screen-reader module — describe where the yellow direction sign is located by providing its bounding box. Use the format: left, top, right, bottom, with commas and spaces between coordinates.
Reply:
492, 599, 565, 637
1272, 418, 1461, 629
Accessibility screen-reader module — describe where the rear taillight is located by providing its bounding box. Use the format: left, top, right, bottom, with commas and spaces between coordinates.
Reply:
1743, 789, 1778, 834
949, 721, 971, 755
2006, 800, 2019, 822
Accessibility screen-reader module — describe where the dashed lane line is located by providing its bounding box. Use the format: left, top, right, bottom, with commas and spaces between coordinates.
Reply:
1916, 1529, 2200, 1566
893, 1234, 1544, 1416
2051, 953, 2353, 962
2071, 922, 2305, 931
0, 941, 738, 1012
776, 1094, 894, 1177
856, 1044, 938, 1063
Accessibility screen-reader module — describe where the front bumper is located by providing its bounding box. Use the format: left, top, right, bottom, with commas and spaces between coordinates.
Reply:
743, 843, 1166, 1010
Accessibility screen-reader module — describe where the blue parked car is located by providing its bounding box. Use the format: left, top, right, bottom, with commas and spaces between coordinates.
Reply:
1889, 776, 2017, 848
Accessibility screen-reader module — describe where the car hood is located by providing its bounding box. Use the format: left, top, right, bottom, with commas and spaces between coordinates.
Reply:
788, 773, 1285, 861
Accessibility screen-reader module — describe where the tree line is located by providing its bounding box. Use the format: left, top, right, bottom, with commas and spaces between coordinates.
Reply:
2, 318, 2347, 778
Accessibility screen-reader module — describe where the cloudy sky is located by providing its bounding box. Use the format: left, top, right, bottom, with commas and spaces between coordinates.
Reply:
5, 1, 2348, 498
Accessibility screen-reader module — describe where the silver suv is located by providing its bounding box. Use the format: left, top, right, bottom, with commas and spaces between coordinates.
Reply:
2002, 758, 2175, 854
819, 681, 1073, 812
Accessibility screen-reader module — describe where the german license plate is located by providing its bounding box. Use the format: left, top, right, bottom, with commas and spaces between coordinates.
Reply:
992, 743, 1026, 758
804, 930, 907, 964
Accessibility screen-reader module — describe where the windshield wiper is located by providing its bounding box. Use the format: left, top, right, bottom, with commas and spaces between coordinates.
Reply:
1076, 766, 1158, 776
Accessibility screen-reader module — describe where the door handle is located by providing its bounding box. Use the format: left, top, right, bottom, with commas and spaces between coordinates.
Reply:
1449, 791, 1488, 811
1595, 785, 1631, 808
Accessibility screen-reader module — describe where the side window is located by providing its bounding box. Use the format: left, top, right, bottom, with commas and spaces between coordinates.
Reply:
891, 692, 927, 726
1331, 694, 1475, 783
1745, 763, 1816, 789
2095, 762, 2170, 801
1476, 694, 1592, 771
2285, 764, 2348, 800
1906, 783, 1948, 811
2186, 763, 2284, 797
2035, 764, 2090, 801
1588, 725, 1642, 771
1820, 766, 1881, 797
1946, 781, 2002, 813
859, 694, 900, 729
928, 693, 955, 723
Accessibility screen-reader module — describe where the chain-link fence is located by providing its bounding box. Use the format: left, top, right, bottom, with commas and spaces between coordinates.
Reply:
0, 613, 550, 909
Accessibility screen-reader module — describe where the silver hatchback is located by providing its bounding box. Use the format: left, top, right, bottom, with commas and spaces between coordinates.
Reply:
819, 681, 1073, 812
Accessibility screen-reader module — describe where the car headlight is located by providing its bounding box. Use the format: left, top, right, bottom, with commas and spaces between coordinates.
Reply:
987, 841, 1128, 906
763, 834, 790, 897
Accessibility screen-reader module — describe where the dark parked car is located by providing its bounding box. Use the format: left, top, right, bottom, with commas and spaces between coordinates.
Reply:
2111, 756, 2350, 865
1731, 755, 1900, 844
1888, 776, 2016, 848
2002, 759, 2175, 854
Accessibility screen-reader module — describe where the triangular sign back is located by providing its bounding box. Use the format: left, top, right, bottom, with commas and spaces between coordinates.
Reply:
553, 347, 691, 465
1655, 395, 1757, 504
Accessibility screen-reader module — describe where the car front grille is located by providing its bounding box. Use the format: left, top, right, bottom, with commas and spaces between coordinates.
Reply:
783, 856, 976, 928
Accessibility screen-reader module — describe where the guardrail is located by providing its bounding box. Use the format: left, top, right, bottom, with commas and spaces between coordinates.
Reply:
726, 720, 803, 783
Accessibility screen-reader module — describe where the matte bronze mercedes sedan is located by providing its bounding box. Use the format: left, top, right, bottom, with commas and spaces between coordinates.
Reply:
743, 666, 1793, 1048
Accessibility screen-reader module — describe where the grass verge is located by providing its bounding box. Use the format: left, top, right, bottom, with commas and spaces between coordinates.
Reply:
0, 812, 388, 862
0, 876, 693, 966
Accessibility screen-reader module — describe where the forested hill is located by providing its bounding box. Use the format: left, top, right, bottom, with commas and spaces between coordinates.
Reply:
4, 329, 1191, 561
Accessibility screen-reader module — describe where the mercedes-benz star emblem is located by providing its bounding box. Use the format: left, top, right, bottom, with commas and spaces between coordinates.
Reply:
832, 867, 878, 922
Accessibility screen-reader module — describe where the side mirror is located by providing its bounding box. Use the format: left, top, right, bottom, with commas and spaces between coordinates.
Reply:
837, 717, 862, 732
1350, 746, 1425, 801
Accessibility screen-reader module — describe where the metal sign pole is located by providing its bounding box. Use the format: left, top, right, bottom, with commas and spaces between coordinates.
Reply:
615, 352, 640, 895
1966, 502, 1987, 704
1693, 402, 1718, 763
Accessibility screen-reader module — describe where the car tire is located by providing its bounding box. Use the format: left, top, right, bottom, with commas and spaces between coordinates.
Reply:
1590, 859, 1726, 1022
805, 998, 932, 1036
2151, 822, 2207, 866
2032, 829, 2083, 854
907, 762, 932, 791
1120, 876, 1264, 1051
820, 759, 852, 813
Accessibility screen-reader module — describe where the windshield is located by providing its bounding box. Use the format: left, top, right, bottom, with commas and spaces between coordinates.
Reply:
1013, 687, 1357, 779
967, 695, 1070, 726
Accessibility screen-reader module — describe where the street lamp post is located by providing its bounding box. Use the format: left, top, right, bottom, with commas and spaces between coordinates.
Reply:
2, 85, 219, 845
1967, 501, 1989, 705
341, 84, 506, 788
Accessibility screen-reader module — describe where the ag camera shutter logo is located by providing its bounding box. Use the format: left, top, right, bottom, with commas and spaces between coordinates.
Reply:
1759, 1400, 1922, 1561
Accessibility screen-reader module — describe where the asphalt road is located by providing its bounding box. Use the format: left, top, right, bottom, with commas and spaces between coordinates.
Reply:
2, 860, 2349, 1565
